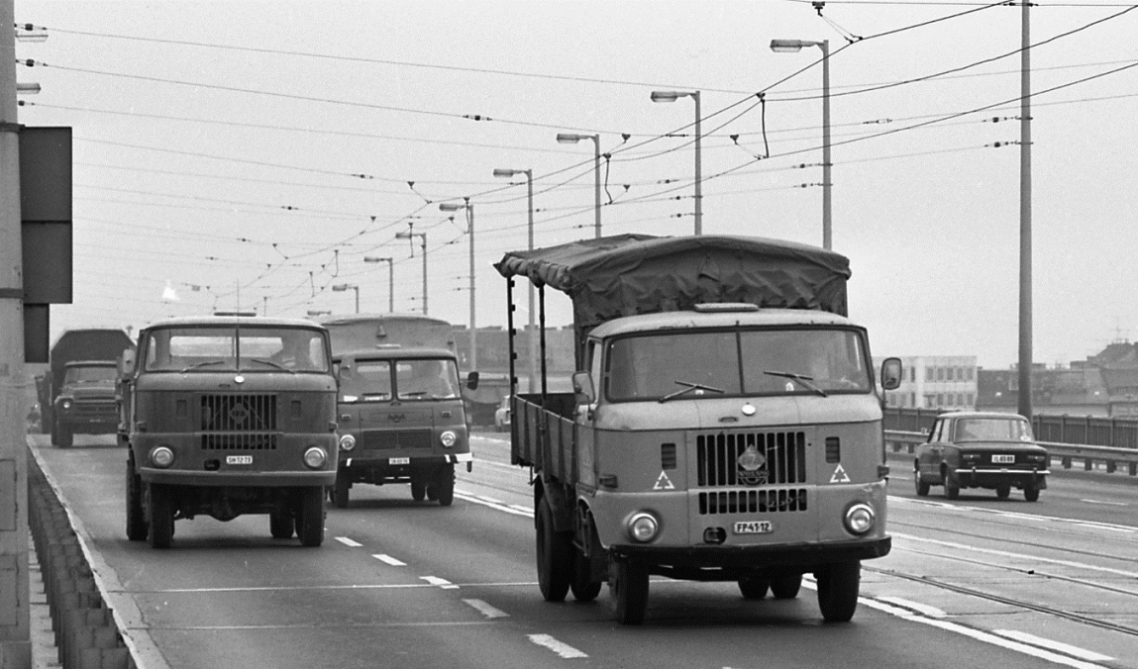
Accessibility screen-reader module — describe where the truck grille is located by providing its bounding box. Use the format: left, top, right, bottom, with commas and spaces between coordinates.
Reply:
72, 401, 117, 417
697, 431, 807, 487
200, 394, 278, 450
699, 488, 808, 515
361, 429, 433, 451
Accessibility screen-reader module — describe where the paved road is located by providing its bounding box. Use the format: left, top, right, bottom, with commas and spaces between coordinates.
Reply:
30, 432, 1138, 669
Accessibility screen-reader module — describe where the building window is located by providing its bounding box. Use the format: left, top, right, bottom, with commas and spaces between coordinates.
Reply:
936, 393, 944, 406
910, 367, 916, 383
925, 394, 936, 408
936, 367, 945, 381
911, 392, 916, 407
926, 367, 934, 381
965, 367, 974, 381
966, 393, 974, 406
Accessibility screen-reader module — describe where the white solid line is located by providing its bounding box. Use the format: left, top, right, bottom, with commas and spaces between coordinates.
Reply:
421, 576, 459, 590
462, 599, 509, 619
335, 537, 363, 547
528, 634, 588, 659
994, 630, 1114, 662
891, 532, 1138, 579
1080, 499, 1128, 507
875, 596, 946, 618
373, 554, 406, 567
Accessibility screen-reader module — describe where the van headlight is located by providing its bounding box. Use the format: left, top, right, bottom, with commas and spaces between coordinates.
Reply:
149, 446, 175, 468
627, 512, 660, 543
303, 447, 327, 469
439, 431, 457, 448
844, 503, 876, 535
339, 434, 356, 452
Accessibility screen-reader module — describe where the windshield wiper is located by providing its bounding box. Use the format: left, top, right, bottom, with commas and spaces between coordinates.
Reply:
179, 360, 228, 373
247, 358, 295, 373
763, 370, 828, 397
659, 380, 725, 403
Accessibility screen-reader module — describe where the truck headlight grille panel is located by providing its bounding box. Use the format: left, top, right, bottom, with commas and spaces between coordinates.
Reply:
697, 431, 807, 487
200, 394, 279, 450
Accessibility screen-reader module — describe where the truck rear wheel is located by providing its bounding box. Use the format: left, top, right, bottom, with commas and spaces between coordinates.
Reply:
410, 481, 426, 501
770, 573, 802, 599
435, 464, 455, 507
270, 510, 294, 539
535, 495, 571, 602
737, 578, 769, 600
332, 475, 350, 509
297, 487, 325, 547
816, 561, 860, 623
610, 559, 649, 625
147, 484, 173, 549
125, 458, 147, 541
56, 422, 72, 449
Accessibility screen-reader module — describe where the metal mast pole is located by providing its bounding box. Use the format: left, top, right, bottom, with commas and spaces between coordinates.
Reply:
466, 201, 477, 370
1017, 2, 1033, 420
693, 91, 702, 235
821, 39, 832, 250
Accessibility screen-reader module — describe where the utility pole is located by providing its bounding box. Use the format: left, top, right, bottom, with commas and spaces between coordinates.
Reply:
0, 2, 32, 665
1017, 0, 1033, 421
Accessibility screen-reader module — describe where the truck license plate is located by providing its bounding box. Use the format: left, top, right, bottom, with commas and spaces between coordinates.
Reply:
991, 454, 1015, 464
389, 457, 410, 465
733, 520, 773, 535
226, 455, 253, 465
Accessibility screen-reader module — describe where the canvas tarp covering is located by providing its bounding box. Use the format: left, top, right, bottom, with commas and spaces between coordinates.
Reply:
494, 234, 851, 334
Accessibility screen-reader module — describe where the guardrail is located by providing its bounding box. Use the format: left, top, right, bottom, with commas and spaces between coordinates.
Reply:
884, 429, 1138, 476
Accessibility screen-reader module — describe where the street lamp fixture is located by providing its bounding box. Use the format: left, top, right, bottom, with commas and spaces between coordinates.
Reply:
331, 283, 360, 314
395, 229, 429, 315
771, 38, 831, 250
306, 309, 331, 317
555, 133, 602, 239
363, 256, 395, 313
439, 200, 478, 370
494, 167, 538, 393
650, 90, 702, 235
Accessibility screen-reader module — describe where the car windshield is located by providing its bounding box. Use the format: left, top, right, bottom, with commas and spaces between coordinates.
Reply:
142, 325, 330, 373
605, 327, 870, 402
63, 366, 117, 383
954, 418, 1034, 442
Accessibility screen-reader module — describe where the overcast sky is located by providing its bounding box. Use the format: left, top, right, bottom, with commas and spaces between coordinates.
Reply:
15, 0, 1138, 368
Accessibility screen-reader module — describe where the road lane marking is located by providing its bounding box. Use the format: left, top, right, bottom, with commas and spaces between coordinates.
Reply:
875, 596, 946, 618
462, 599, 509, 619
891, 532, 1138, 579
891, 496, 1135, 532
454, 490, 533, 518
421, 576, 459, 589
1080, 499, 1128, 507
993, 631, 1113, 662
373, 554, 406, 567
335, 537, 362, 547
528, 634, 587, 659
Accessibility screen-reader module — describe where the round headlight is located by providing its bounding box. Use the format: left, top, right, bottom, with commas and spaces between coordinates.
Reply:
844, 503, 876, 535
61, 399, 72, 410
439, 431, 457, 448
303, 446, 327, 469
150, 446, 174, 468
627, 512, 659, 543
339, 434, 356, 452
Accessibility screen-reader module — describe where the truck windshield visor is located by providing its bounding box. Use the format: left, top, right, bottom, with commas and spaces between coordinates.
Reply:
143, 326, 331, 373
605, 328, 870, 402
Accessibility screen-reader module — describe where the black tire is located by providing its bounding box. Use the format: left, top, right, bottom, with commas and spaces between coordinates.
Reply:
535, 495, 572, 602
770, 573, 803, 600
996, 485, 1011, 499
737, 578, 769, 600
270, 510, 294, 539
56, 423, 73, 449
610, 559, 649, 625
436, 464, 455, 507
410, 481, 426, 502
147, 484, 173, 549
49, 421, 58, 446
570, 550, 602, 602
914, 465, 930, 496
816, 561, 860, 623
943, 468, 960, 500
1024, 485, 1040, 502
425, 484, 439, 502
332, 475, 350, 509
297, 487, 325, 547
125, 457, 147, 542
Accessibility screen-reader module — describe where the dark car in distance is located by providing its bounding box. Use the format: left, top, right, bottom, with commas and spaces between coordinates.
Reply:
914, 411, 1049, 502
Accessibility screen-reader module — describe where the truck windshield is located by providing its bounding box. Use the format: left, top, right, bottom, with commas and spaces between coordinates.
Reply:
63, 366, 117, 384
606, 328, 870, 402
396, 358, 461, 400
143, 326, 331, 373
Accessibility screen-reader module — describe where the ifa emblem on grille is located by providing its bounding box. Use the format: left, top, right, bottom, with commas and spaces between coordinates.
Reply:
387, 413, 406, 423
737, 444, 768, 486
228, 404, 250, 425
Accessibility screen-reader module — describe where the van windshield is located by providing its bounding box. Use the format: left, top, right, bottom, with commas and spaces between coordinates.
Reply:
605, 328, 870, 402
338, 357, 460, 401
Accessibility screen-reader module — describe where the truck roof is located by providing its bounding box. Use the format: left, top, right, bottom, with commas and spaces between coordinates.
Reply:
141, 315, 325, 330
333, 347, 457, 361
587, 307, 858, 339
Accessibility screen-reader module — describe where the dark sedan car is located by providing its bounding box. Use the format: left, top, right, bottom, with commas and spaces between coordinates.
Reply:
914, 411, 1049, 502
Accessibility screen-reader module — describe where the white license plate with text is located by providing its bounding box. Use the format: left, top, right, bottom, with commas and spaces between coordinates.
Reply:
226, 455, 253, 465
389, 457, 410, 465
991, 454, 1015, 464
733, 520, 773, 535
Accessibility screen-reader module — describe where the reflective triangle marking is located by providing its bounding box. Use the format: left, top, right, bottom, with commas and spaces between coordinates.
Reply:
830, 464, 851, 484
654, 471, 675, 490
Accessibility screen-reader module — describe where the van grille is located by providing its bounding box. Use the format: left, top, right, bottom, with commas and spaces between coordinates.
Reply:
699, 489, 808, 515
697, 431, 807, 487
200, 394, 278, 450
361, 429, 433, 451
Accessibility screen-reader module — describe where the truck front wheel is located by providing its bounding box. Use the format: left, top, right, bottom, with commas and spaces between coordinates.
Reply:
296, 487, 325, 547
332, 475, 350, 509
435, 464, 455, 507
56, 422, 72, 449
610, 559, 649, 625
535, 495, 571, 602
270, 510, 294, 539
815, 561, 860, 622
147, 484, 173, 549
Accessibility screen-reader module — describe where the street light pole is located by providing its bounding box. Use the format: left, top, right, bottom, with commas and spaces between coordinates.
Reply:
771, 38, 831, 250
363, 256, 394, 312
650, 90, 702, 235
494, 168, 537, 393
440, 200, 477, 370
396, 229, 428, 315
332, 283, 360, 314
555, 133, 602, 238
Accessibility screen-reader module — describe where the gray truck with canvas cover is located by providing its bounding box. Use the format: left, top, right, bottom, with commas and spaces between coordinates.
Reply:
37, 328, 134, 448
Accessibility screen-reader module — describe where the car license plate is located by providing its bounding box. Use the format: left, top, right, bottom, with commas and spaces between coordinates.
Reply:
991, 454, 1015, 464
226, 455, 253, 465
389, 457, 410, 465
733, 520, 773, 535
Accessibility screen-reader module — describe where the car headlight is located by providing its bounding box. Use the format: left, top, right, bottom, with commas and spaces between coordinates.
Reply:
149, 446, 175, 468
844, 503, 876, 535
627, 512, 660, 543
61, 399, 72, 410
341, 394, 359, 403
303, 446, 327, 469
439, 430, 457, 448
339, 434, 356, 452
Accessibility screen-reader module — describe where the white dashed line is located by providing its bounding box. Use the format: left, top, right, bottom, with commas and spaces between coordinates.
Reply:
462, 599, 509, 619
1080, 499, 1128, 507
876, 596, 946, 618
453, 490, 533, 518
373, 554, 407, 567
528, 634, 588, 659
335, 537, 363, 547
994, 631, 1113, 663
421, 576, 459, 589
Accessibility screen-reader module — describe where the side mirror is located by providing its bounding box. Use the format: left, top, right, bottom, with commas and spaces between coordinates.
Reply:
466, 371, 480, 390
119, 350, 136, 380
572, 371, 595, 404
880, 357, 903, 391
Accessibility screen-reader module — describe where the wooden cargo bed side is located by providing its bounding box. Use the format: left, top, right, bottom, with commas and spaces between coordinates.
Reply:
510, 393, 578, 484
